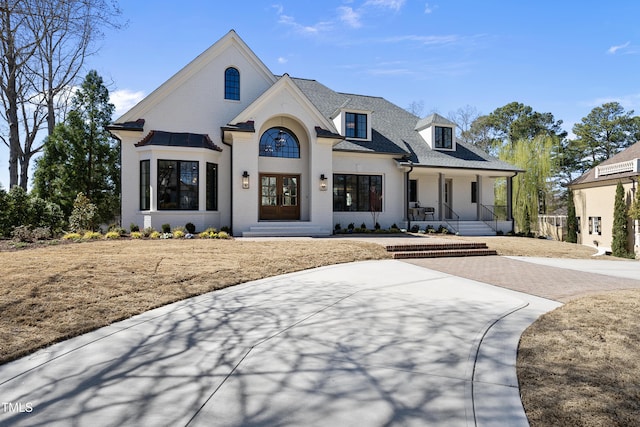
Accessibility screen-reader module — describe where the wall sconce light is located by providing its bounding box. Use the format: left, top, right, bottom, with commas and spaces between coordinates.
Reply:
320, 173, 328, 191
242, 171, 250, 189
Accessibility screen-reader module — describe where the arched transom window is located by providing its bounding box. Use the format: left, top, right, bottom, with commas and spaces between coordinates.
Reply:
259, 127, 300, 158
224, 67, 240, 100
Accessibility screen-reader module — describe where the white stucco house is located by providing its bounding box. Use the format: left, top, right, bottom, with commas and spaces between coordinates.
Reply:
109, 30, 520, 237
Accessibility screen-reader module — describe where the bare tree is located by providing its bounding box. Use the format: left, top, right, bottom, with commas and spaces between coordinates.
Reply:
448, 105, 480, 145
0, 0, 122, 189
406, 100, 424, 117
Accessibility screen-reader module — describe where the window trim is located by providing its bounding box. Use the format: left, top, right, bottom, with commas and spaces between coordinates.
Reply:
224, 67, 240, 101
140, 160, 150, 211
259, 127, 300, 158
434, 126, 453, 150
588, 216, 601, 235
345, 112, 368, 140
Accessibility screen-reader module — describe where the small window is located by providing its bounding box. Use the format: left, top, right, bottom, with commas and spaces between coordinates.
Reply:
471, 181, 478, 203
576, 216, 581, 234
206, 163, 218, 211
259, 127, 300, 158
345, 112, 367, 139
158, 160, 199, 210
409, 179, 418, 203
140, 160, 150, 210
435, 126, 452, 149
224, 67, 240, 100
588, 216, 601, 235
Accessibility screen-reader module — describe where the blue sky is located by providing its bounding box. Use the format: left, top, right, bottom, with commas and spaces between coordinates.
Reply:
2, 0, 640, 188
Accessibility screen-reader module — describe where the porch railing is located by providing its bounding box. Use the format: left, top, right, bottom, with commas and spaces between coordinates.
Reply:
442, 202, 459, 234
479, 204, 498, 232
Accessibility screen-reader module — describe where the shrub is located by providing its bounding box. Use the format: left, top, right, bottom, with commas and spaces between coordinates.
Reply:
160, 232, 173, 239
108, 225, 126, 236
390, 223, 399, 230
347, 223, 355, 230
12, 225, 33, 242
374, 222, 381, 230
199, 227, 218, 238
172, 226, 186, 233
105, 231, 120, 239
360, 222, 367, 230
185, 222, 196, 234
217, 231, 230, 239
62, 232, 82, 241
83, 231, 102, 240
130, 231, 143, 239
173, 230, 185, 239
69, 193, 97, 232
32, 227, 52, 240
130, 223, 140, 233
220, 225, 232, 234
149, 231, 161, 239
335, 223, 341, 231
161, 223, 171, 233
142, 227, 156, 237
410, 224, 420, 233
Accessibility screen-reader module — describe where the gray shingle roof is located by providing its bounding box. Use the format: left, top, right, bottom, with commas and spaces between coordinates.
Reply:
290, 77, 520, 173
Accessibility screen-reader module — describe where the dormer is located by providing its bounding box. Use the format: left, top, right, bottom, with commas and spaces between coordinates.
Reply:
332, 109, 372, 141
415, 113, 456, 151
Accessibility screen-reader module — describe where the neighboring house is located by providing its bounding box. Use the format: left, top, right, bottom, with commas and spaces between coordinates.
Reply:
109, 30, 520, 237
569, 141, 640, 252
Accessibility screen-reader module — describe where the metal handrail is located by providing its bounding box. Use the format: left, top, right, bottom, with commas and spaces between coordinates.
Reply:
479, 203, 498, 232
442, 202, 459, 234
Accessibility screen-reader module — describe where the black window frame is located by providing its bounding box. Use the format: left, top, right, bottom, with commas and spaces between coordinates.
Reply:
333, 174, 383, 212
206, 162, 218, 211
224, 67, 240, 101
471, 181, 478, 203
140, 160, 150, 211
157, 160, 199, 211
345, 112, 367, 139
435, 126, 453, 149
409, 179, 418, 203
259, 127, 300, 159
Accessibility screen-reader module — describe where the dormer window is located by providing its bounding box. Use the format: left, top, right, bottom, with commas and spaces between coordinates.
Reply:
224, 67, 240, 100
435, 126, 452, 149
345, 112, 367, 139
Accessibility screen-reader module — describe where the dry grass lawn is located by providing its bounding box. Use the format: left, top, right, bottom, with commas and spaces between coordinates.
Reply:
0, 239, 389, 364
518, 290, 640, 426
1, 235, 639, 426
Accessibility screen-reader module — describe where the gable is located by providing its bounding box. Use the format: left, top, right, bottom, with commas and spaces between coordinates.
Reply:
115, 30, 277, 131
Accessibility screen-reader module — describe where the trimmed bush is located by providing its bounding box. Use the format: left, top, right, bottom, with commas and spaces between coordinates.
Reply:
185, 222, 196, 234
173, 230, 185, 239
83, 231, 102, 240
217, 231, 230, 239
161, 223, 171, 233
149, 231, 161, 239
130, 223, 140, 233
105, 231, 121, 239
130, 231, 143, 239
62, 232, 82, 241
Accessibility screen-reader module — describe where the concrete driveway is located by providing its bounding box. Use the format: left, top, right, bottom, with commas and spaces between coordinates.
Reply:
0, 260, 560, 426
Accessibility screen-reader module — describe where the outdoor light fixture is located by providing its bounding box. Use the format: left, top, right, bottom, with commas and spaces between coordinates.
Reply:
320, 174, 328, 191
242, 171, 250, 189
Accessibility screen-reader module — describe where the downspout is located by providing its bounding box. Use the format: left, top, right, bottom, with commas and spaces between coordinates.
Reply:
405, 162, 413, 231
222, 138, 233, 236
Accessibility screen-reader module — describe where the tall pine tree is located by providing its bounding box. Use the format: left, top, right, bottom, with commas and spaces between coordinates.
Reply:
34, 70, 119, 224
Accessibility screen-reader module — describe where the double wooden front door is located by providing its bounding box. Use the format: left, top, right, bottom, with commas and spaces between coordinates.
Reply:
260, 174, 300, 220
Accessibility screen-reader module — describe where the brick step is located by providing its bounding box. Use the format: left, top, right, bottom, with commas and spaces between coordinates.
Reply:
385, 242, 488, 252
390, 248, 498, 259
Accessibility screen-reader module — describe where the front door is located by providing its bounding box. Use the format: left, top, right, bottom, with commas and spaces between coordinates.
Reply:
260, 174, 300, 220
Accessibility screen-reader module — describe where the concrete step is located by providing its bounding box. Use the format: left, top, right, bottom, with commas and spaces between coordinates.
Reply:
242, 224, 331, 237
385, 242, 488, 252
455, 222, 497, 236
390, 248, 498, 259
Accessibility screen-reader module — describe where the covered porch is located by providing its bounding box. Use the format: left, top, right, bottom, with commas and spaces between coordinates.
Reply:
403, 168, 515, 236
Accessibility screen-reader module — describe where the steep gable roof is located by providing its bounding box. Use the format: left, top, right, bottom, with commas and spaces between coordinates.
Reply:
115, 30, 277, 123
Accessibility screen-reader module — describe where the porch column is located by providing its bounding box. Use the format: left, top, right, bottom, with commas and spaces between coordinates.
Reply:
507, 175, 514, 222
438, 173, 444, 221
476, 174, 482, 220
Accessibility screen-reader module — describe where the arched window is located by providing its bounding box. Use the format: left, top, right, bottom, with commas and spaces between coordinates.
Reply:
259, 127, 300, 158
224, 67, 240, 100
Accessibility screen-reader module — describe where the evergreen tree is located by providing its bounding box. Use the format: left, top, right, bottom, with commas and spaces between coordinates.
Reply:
33, 70, 120, 224
611, 181, 630, 258
566, 189, 578, 243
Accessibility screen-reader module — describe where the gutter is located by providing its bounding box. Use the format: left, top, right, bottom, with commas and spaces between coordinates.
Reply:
222, 139, 233, 236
